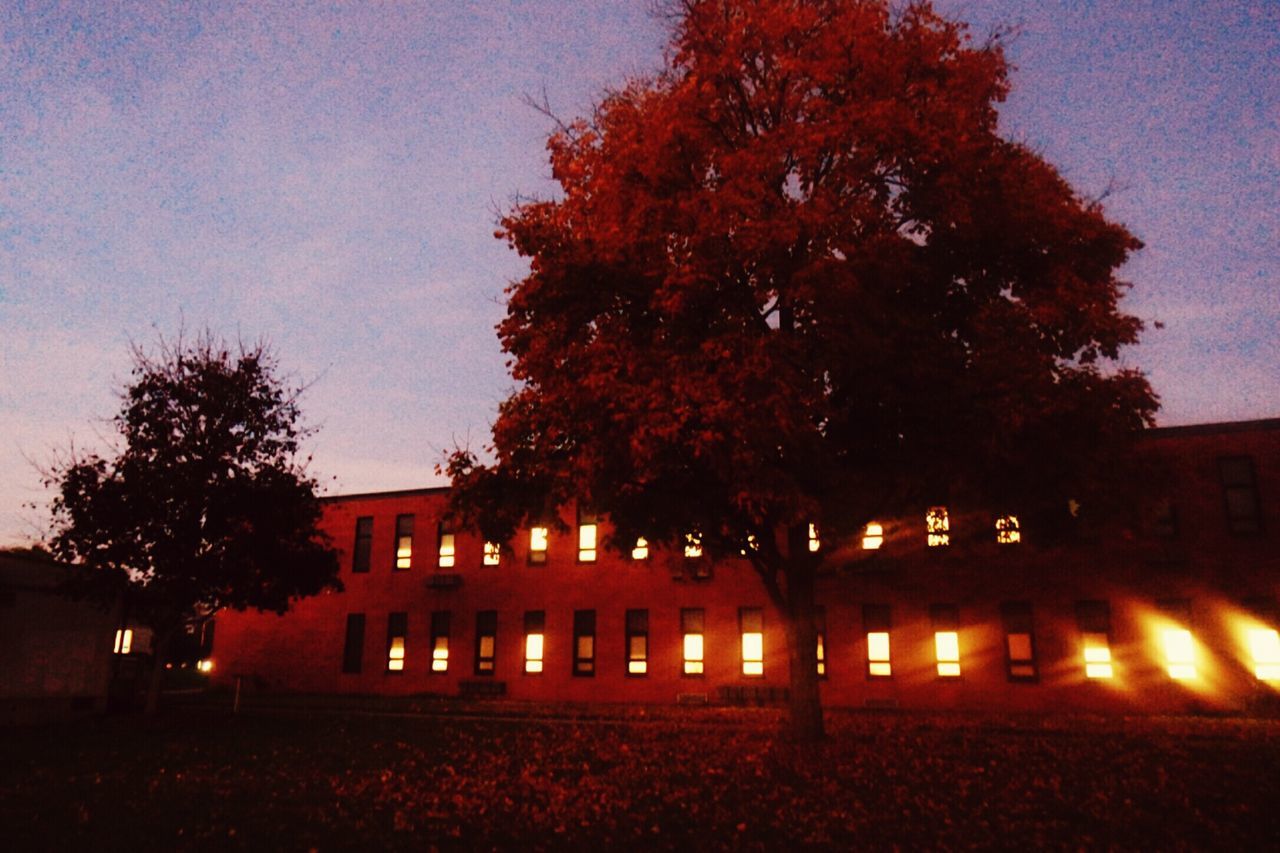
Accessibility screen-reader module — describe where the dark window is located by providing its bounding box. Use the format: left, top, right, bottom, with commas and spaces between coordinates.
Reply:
386, 612, 408, 673
1000, 601, 1037, 681
572, 610, 595, 676
625, 609, 648, 676
430, 611, 451, 673
1219, 456, 1261, 534
353, 517, 373, 573
814, 605, 827, 679
394, 514, 415, 570
740, 607, 764, 676
862, 604, 892, 678
475, 610, 497, 675
681, 608, 705, 676
342, 613, 365, 673
524, 610, 546, 674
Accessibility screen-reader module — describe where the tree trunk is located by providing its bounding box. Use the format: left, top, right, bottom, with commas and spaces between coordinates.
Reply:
782, 530, 825, 741
144, 627, 173, 716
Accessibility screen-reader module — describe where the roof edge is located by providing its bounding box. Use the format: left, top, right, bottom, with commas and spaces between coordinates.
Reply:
1146, 417, 1280, 438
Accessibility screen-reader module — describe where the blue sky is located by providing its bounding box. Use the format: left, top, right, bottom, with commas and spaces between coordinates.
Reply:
1, 1, 1276, 545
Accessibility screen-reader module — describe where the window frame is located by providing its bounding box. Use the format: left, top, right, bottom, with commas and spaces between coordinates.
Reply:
386, 611, 408, 674
1219, 456, 1262, 535
341, 613, 365, 674
862, 604, 892, 679
474, 610, 497, 676
1000, 601, 1037, 682
393, 514, 414, 571
352, 516, 373, 573
625, 609, 649, 676
429, 611, 451, 674
572, 609, 596, 676
523, 610, 546, 674
739, 607, 764, 678
681, 608, 705, 677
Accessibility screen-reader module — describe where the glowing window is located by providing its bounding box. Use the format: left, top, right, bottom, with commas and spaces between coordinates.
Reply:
996, 515, 1021, 544
626, 609, 648, 675
1001, 602, 1036, 680
437, 526, 455, 569
394, 514, 414, 570
483, 541, 501, 566
197, 659, 213, 673
740, 608, 764, 676
573, 610, 595, 676
113, 628, 133, 655
1248, 628, 1280, 680
386, 612, 407, 673
862, 522, 884, 550
341, 613, 365, 674
524, 611, 545, 674
931, 604, 960, 676
1075, 602, 1114, 679
863, 604, 892, 677
684, 532, 703, 559
807, 523, 820, 552
529, 526, 548, 565
430, 611, 450, 673
631, 537, 649, 560
475, 610, 497, 675
352, 516, 373, 573
578, 513, 598, 562
926, 507, 950, 547
682, 608, 704, 675
1162, 628, 1197, 680
1083, 632, 1113, 679
815, 606, 827, 678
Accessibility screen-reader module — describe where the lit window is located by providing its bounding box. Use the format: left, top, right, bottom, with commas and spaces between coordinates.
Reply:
863, 604, 892, 678
631, 537, 649, 560
524, 610, 545, 674
862, 522, 884, 550
1162, 629, 1197, 680
437, 524, 455, 569
1219, 456, 1261, 535
626, 609, 649, 675
394, 514, 414, 570
932, 604, 960, 676
1001, 602, 1036, 680
995, 515, 1021, 544
740, 608, 764, 676
352, 516, 373, 573
682, 608, 704, 675
573, 610, 595, 676
684, 532, 703, 559
1076, 601, 1114, 679
475, 610, 497, 675
926, 507, 950, 547
1247, 628, 1280, 680
430, 611, 450, 673
197, 659, 213, 673
807, 523, 820, 552
529, 526, 548, 565
342, 613, 365, 674
386, 612, 407, 673
113, 628, 133, 655
815, 605, 827, 678
578, 512, 598, 562
1083, 633, 1114, 679
483, 541, 501, 566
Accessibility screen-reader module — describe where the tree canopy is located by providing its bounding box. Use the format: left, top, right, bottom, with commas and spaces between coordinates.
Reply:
447, 0, 1158, 738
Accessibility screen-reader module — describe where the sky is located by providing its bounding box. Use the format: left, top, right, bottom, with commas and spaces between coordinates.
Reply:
1, 1, 1277, 546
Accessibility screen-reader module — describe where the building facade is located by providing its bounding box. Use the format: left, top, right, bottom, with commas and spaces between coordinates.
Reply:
212, 419, 1279, 713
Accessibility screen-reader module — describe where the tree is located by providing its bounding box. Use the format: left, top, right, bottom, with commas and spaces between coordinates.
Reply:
45, 334, 340, 713
446, 0, 1157, 740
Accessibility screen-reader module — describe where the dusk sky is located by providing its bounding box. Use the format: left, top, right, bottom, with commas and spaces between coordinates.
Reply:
1, 1, 1277, 546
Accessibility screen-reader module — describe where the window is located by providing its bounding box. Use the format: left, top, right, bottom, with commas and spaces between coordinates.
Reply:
573, 610, 595, 676
1249, 628, 1280, 680
626, 609, 648, 675
386, 612, 407, 673
684, 532, 703, 559
926, 507, 950, 547
578, 512, 598, 562
931, 604, 960, 677
430, 611, 450, 673
483, 541, 501, 566
681, 608, 704, 675
862, 522, 884, 550
436, 521, 455, 568
341, 614, 365, 674
529, 526, 549, 565
353, 516, 373, 573
631, 537, 649, 560
807, 523, 820, 552
863, 604, 892, 678
1159, 599, 1196, 680
524, 611, 545, 673
740, 607, 764, 676
995, 515, 1021, 544
814, 605, 827, 678
113, 628, 133, 655
1219, 456, 1261, 534
1151, 498, 1179, 539
1001, 602, 1036, 680
394, 514, 414, 570
1076, 600, 1113, 679
474, 611, 497, 675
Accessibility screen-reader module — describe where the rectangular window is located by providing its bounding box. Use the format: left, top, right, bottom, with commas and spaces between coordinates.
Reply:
1152, 498, 1179, 539
475, 610, 497, 675
862, 522, 884, 550
524, 611, 545, 674
814, 605, 827, 678
931, 604, 960, 677
626, 609, 648, 675
995, 515, 1021, 544
926, 507, 950, 547
573, 610, 595, 676
807, 523, 820, 552
681, 608, 704, 675
430, 611, 450, 673
1076, 600, 1114, 679
386, 612, 407, 673
353, 516, 373, 573
1159, 599, 1197, 680
684, 532, 703, 559
1219, 456, 1261, 534
394, 514, 414, 570
483, 541, 501, 566
113, 628, 133, 655
578, 512, 598, 562
529, 526, 548, 565
863, 604, 892, 678
1001, 601, 1037, 681
342, 613, 365, 674
740, 607, 764, 676
631, 537, 649, 560
437, 521, 455, 568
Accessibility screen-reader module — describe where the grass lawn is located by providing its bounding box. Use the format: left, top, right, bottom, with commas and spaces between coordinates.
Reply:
3, 704, 1277, 850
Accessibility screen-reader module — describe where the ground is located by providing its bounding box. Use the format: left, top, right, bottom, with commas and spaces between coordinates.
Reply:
4, 699, 1277, 850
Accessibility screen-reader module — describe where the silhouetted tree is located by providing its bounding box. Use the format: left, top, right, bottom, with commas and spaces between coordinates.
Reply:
447, 0, 1157, 740
45, 334, 340, 713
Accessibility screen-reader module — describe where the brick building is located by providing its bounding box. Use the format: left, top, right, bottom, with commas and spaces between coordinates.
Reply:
211, 418, 1279, 713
